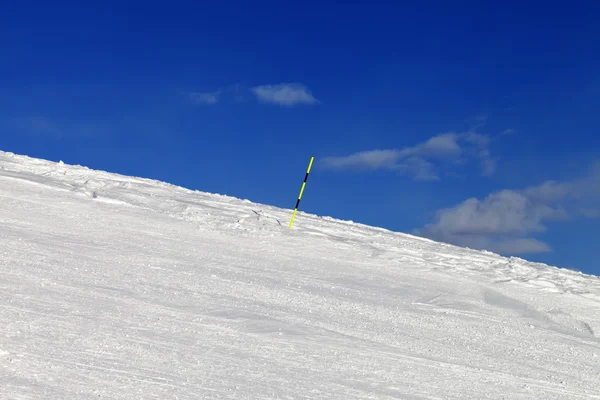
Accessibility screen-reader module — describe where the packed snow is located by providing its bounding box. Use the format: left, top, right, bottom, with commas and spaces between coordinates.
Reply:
0, 150, 599, 399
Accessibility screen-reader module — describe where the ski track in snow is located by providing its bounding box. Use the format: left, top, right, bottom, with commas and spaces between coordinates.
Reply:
0, 150, 599, 399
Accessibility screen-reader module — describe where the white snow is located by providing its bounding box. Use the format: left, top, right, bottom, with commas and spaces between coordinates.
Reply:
0, 150, 599, 399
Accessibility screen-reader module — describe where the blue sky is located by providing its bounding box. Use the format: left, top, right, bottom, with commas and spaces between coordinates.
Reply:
2, 1, 600, 274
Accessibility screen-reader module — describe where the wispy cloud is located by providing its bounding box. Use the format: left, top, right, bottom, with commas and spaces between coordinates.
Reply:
415, 163, 600, 254
463, 131, 496, 176
322, 131, 495, 180
251, 83, 319, 106
4, 116, 160, 140
190, 90, 221, 105
10, 116, 63, 138
187, 83, 318, 107
467, 114, 489, 131
581, 209, 600, 218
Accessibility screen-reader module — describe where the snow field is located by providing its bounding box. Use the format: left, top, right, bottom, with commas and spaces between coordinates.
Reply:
0, 150, 599, 399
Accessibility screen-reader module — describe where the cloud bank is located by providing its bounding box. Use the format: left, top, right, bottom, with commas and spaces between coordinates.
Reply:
416, 163, 600, 254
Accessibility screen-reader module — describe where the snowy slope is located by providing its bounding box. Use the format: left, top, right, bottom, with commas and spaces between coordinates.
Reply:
0, 150, 599, 400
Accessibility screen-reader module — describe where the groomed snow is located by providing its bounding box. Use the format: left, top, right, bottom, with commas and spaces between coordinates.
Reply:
0, 150, 599, 399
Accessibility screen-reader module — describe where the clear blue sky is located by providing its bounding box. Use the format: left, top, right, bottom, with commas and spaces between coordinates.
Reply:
2, 1, 599, 275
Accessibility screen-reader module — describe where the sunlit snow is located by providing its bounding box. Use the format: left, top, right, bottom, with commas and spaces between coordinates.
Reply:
1, 150, 599, 399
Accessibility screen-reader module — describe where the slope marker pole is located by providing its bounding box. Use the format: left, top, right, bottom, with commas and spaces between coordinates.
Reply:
289, 156, 315, 228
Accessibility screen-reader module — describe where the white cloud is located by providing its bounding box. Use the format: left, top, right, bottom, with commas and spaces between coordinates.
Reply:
422, 191, 565, 237
322, 131, 494, 180
189, 84, 318, 107
251, 83, 319, 106
461, 132, 496, 176
416, 164, 600, 254
396, 157, 439, 181
190, 91, 220, 105
479, 151, 496, 176
417, 133, 462, 157
321, 149, 400, 170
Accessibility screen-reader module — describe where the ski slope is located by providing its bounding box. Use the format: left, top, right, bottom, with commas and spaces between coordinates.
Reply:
0, 150, 599, 399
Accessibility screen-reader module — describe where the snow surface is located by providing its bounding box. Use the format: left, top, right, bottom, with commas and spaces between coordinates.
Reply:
0, 150, 599, 399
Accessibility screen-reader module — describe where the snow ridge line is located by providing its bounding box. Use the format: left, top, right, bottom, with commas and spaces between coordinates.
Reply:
1, 149, 599, 299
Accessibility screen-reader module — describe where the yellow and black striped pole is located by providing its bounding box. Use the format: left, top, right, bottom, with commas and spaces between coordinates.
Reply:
289, 156, 315, 228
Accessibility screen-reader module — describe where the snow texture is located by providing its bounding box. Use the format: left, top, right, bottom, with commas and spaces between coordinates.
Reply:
0, 150, 599, 399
